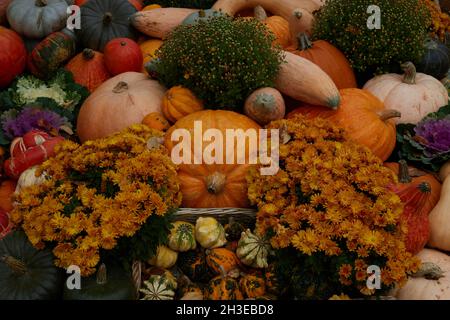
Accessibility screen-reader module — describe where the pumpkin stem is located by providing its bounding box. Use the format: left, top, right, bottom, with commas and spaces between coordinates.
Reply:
96, 263, 108, 285
82, 49, 95, 60
377, 109, 401, 122
205, 172, 226, 195
103, 12, 113, 25
297, 33, 313, 51
401, 62, 417, 85
412, 262, 444, 280
35, 0, 47, 7
254, 5, 268, 21
1, 255, 27, 275
398, 160, 413, 183
113, 81, 129, 93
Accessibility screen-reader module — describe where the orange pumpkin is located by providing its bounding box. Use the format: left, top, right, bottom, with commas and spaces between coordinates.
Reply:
239, 273, 266, 298
164, 110, 260, 208
142, 112, 170, 131
288, 33, 356, 89
0, 180, 16, 213
65, 48, 111, 93
206, 248, 240, 275
288, 88, 399, 161
254, 6, 290, 48
77, 72, 166, 142
142, 4, 162, 11
162, 86, 204, 123
140, 39, 163, 75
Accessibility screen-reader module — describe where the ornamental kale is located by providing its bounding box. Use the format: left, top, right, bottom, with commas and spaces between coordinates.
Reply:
396, 104, 450, 172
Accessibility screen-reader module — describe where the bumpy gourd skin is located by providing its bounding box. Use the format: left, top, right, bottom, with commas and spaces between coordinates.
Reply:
0, 231, 63, 300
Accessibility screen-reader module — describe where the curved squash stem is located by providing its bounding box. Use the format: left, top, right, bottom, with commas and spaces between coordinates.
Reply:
378, 109, 401, 122
398, 159, 413, 183
254, 5, 268, 21
1, 255, 27, 275
96, 263, 108, 285
205, 172, 226, 195
412, 262, 444, 280
401, 62, 417, 85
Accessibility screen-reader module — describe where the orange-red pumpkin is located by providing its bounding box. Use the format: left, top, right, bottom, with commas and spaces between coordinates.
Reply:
104, 38, 143, 76
0, 180, 16, 213
206, 248, 240, 275
0, 26, 26, 87
288, 33, 356, 89
65, 48, 111, 93
164, 110, 261, 208
288, 88, 399, 161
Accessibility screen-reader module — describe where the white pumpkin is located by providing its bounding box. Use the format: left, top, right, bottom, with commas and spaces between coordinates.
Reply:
393, 249, 450, 300
363, 62, 448, 124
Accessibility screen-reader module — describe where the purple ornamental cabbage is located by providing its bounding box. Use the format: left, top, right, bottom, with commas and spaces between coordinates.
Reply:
414, 117, 450, 157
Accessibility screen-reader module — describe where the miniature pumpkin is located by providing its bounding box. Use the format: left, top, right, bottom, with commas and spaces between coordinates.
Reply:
63, 263, 136, 300
288, 88, 399, 161
77, 0, 138, 51
104, 38, 143, 75
28, 31, 77, 79
178, 248, 211, 283
393, 248, 450, 300
253, 5, 290, 48
0, 26, 26, 88
195, 217, 227, 249
65, 48, 111, 93
416, 37, 450, 80
428, 164, 450, 251
7, 0, 69, 39
236, 229, 271, 268
206, 248, 239, 275
164, 110, 261, 208
239, 273, 266, 299
0, 231, 62, 300
387, 161, 438, 255
140, 39, 163, 75
244, 87, 285, 126
77, 72, 165, 142
142, 112, 170, 131
0, 180, 16, 213
205, 274, 244, 300
168, 221, 197, 252
148, 245, 178, 269
140, 275, 176, 300
363, 62, 448, 124
288, 33, 357, 89
162, 86, 204, 124
224, 217, 245, 241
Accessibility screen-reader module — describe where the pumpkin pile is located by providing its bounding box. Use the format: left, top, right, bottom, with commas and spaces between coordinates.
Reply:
1, 0, 450, 301
138, 216, 276, 300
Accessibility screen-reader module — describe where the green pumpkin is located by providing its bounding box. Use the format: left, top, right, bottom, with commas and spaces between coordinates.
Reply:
63, 263, 136, 300
0, 231, 63, 300
77, 0, 138, 52
28, 31, 77, 79
236, 229, 271, 269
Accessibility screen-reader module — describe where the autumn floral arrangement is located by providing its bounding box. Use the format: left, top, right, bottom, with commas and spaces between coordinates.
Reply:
11, 125, 182, 276
246, 115, 420, 300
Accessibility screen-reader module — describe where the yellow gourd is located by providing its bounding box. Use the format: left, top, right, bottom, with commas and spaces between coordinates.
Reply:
148, 245, 178, 269
195, 217, 227, 249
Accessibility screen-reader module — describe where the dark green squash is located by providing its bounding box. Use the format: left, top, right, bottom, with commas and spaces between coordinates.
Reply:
77, 0, 138, 52
0, 231, 62, 300
28, 30, 77, 79
63, 263, 136, 300
178, 248, 211, 283
416, 37, 450, 80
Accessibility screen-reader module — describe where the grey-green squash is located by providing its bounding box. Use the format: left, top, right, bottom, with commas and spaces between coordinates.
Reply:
236, 229, 271, 269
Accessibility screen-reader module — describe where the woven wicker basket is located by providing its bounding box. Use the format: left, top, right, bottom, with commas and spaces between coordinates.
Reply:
132, 207, 257, 297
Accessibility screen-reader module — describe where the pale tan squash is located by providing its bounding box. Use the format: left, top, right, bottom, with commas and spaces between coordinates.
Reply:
131, 8, 196, 39
288, 8, 315, 36
428, 172, 450, 251
275, 51, 340, 108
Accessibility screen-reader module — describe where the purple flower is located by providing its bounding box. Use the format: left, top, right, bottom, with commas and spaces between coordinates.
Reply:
414, 117, 450, 156
2, 107, 69, 139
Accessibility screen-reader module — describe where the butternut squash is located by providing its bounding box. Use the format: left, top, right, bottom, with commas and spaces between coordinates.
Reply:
212, 0, 321, 19
428, 166, 450, 251
275, 51, 340, 108
131, 8, 196, 39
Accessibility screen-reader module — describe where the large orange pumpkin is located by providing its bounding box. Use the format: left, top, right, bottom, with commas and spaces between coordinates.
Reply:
65, 48, 111, 93
0, 180, 16, 213
164, 110, 261, 208
288, 33, 356, 89
162, 86, 204, 123
288, 88, 399, 161
0, 26, 26, 88
140, 39, 163, 75
77, 72, 166, 142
